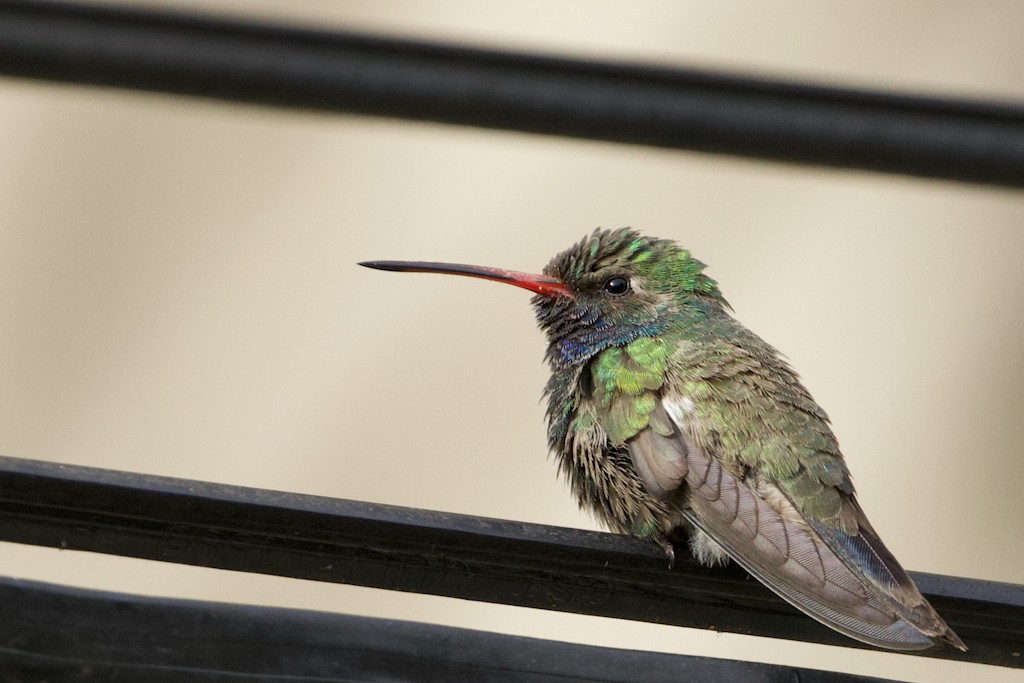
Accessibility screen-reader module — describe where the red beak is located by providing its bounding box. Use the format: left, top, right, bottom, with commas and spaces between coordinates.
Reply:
359, 260, 572, 298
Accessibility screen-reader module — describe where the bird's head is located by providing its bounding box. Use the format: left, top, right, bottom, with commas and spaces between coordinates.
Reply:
531, 228, 727, 366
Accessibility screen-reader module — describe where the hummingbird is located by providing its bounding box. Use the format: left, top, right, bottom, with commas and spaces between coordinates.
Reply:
360, 227, 965, 651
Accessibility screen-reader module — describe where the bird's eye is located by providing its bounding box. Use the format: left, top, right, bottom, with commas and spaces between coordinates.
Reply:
603, 276, 630, 296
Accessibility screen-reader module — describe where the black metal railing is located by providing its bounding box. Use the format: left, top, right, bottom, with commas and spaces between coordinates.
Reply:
0, 454, 1020, 676
3, 577, 893, 683
1, 0, 1023, 188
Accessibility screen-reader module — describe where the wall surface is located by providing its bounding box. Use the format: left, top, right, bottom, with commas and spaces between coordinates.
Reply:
1, 2, 1023, 681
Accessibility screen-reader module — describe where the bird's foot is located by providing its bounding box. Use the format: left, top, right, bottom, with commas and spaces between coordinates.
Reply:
656, 536, 676, 569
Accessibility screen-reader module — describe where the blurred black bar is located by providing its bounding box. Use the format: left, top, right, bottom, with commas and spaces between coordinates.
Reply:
0, 455, 1020, 669
1, 1, 1023, 188
0, 577, 897, 683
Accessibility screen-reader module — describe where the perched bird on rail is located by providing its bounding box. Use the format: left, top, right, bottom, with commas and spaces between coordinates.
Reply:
360, 227, 965, 651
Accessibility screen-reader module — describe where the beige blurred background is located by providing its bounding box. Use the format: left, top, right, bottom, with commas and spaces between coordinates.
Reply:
2, 1, 1023, 681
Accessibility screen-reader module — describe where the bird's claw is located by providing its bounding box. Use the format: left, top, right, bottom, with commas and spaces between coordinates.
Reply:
657, 537, 676, 569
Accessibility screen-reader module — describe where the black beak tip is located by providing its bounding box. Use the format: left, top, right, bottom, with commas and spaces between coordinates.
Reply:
359, 260, 402, 272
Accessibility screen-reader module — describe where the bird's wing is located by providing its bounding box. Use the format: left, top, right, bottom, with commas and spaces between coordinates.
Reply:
627, 394, 957, 651
807, 496, 965, 650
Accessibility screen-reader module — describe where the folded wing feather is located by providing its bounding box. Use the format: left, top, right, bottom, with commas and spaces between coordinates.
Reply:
627, 396, 942, 650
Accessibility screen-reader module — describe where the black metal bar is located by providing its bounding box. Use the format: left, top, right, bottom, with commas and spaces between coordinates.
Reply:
0, 576, 897, 683
1, 1, 1023, 188
0, 455, 1019, 669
